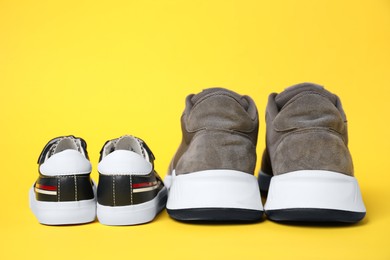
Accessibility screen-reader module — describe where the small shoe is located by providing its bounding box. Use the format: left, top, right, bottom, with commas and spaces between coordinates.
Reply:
96, 135, 167, 225
259, 83, 366, 223
29, 136, 96, 225
165, 88, 263, 222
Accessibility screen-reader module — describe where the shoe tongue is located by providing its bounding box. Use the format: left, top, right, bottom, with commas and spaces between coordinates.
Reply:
275, 83, 338, 110
115, 135, 143, 156
191, 88, 249, 110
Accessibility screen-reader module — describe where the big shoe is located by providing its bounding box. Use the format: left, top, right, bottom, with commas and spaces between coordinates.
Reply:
259, 83, 366, 223
165, 88, 263, 222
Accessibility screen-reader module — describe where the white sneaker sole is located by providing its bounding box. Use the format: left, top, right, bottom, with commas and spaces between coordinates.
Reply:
29, 186, 96, 225
264, 170, 366, 222
166, 170, 263, 221
97, 187, 167, 226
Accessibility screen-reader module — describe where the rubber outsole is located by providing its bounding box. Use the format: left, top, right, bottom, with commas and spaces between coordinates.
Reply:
167, 208, 264, 222
266, 208, 366, 223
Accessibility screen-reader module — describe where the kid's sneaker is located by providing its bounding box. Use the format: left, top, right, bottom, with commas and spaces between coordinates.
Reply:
29, 136, 96, 225
97, 135, 167, 225
166, 88, 263, 222
259, 83, 366, 223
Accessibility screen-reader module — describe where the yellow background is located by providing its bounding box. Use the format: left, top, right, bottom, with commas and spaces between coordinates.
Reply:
1, 0, 389, 259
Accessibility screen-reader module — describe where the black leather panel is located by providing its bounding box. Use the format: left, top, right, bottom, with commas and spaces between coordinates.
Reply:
114, 175, 131, 206
59, 176, 76, 201
76, 176, 95, 200
97, 171, 164, 206
35, 174, 94, 202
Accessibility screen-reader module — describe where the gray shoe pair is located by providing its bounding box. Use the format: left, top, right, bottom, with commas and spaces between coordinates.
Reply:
165, 83, 366, 223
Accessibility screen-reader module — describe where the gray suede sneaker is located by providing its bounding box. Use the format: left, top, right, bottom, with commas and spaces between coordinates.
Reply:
165, 88, 263, 222
259, 83, 366, 223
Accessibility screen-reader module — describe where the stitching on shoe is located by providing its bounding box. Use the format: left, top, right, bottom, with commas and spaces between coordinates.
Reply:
112, 176, 116, 206
39, 175, 90, 178
57, 178, 60, 202
135, 138, 146, 158
74, 175, 77, 201
130, 175, 133, 205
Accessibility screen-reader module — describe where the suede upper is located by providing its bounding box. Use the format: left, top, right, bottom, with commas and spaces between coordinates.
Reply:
261, 83, 354, 177
169, 88, 259, 175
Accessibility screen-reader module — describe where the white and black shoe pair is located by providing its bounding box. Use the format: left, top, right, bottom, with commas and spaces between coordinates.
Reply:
29, 135, 167, 226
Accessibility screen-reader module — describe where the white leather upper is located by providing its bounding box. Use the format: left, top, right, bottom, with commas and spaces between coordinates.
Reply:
39, 149, 92, 176
98, 150, 152, 175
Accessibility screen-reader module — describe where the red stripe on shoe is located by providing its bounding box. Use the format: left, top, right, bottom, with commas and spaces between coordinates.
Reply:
132, 181, 157, 188
36, 183, 57, 191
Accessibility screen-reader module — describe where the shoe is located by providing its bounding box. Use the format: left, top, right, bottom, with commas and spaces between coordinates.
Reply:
29, 136, 96, 225
259, 83, 366, 223
165, 88, 263, 222
96, 135, 167, 225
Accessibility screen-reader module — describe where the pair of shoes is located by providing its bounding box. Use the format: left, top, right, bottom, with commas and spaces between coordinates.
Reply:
29, 135, 167, 225
165, 83, 366, 223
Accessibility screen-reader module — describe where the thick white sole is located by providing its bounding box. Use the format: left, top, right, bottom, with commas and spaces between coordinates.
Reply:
264, 170, 366, 218
97, 187, 167, 226
29, 186, 96, 225
166, 170, 263, 211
